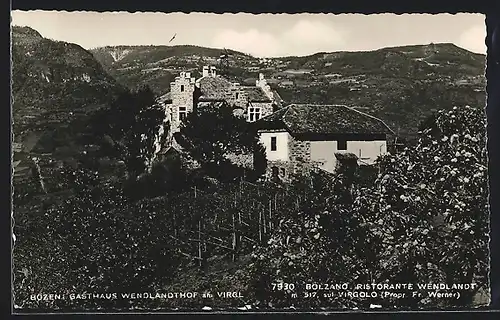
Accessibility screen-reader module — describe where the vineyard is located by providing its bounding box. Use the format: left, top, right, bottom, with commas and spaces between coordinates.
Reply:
139, 180, 292, 271
12, 103, 490, 311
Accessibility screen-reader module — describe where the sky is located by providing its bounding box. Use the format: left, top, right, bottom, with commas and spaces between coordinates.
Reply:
11, 11, 486, 58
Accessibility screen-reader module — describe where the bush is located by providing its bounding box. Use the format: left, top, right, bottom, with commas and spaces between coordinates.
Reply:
177, 102, 267, 182
89, 86, 166, 180
13, 166, 182, 311
246, 105, 488, 310
356, 105, 488, 307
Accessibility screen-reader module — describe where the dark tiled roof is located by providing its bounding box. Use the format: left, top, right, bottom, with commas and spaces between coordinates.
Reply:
241, 86, 271, 102
255, 107, 288, 127
256, 104, 394, 136
197, 76, 232, 101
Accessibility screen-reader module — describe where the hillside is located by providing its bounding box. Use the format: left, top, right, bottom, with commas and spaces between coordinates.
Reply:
11, 26, 129, 204
11, 26, 125, 152
91, 45, 255, 94
91, 43, 486, 137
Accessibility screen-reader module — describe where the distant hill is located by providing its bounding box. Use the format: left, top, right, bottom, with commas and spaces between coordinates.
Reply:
11, 26, 125, 150
91, 45, 255, 94
11, 25, 130, 201
91, 43, 485, 137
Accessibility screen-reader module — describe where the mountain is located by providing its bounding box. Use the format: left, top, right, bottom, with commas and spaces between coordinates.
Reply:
91, 45, 255, 94
11, 26, 129, 200
91, 43, 485, 137
11, 26, 125, 152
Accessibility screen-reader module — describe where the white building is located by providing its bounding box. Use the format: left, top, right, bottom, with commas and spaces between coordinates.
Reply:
255, 104, 394, 181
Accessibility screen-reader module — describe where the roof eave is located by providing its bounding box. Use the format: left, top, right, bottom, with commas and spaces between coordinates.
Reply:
250, 99, 272, 103
198, 97, 226, 102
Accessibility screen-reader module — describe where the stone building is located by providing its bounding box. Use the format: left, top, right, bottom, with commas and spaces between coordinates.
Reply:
157, 65, 284, 138
254, 104, 394, 182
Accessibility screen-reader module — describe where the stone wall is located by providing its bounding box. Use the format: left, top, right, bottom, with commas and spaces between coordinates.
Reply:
258, 132, 313, 182
288, 137, 312, 176
225, 83, 248, 109
225, 152, 254, 169
170, 72, 196, 133
255, 73, 274, 100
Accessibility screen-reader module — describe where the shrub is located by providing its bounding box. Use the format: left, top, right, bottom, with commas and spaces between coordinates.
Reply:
13, 165, 182, 311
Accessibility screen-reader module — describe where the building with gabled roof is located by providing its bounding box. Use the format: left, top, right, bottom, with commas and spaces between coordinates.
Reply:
158, 65, 283, 138
254, 103, 394, 181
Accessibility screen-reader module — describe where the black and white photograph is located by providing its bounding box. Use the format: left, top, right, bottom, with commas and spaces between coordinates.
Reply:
11, 11, 490, 312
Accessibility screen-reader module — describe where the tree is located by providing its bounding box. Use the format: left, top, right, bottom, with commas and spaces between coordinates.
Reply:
246, 105, 488, 310
176, 102, 267, 182
90, 85, 166, 180
355, 105, 488, 308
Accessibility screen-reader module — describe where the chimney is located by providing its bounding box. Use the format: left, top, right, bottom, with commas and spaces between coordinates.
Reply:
210, 66, 216, 77
185, 72, 191, 79
202, 66, 209, 77
259, 73, 265, 81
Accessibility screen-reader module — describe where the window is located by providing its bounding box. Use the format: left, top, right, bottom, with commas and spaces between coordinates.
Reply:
248, 107, 262, 122
179, 106, 187, 121
180, 85, 185, 92
235, 92, 239, 99
270, 136, 277, 151
337, 139, 347, 150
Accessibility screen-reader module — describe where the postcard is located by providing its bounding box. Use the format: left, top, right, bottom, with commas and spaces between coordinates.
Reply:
11, 11, 490, 313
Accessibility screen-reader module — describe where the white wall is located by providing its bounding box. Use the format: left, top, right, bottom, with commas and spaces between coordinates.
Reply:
310, 139, 387, 171
310, 141, 337, 172
258, 131, 290, 162
346, 140, 387, 165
